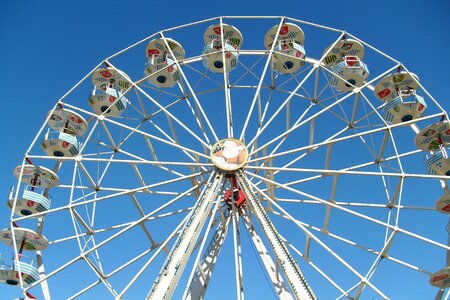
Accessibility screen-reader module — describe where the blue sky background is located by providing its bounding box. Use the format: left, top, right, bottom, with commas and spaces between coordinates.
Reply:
1, 0, 449, 299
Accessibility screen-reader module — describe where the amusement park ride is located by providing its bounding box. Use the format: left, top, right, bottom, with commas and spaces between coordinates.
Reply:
1, 16, 450, 299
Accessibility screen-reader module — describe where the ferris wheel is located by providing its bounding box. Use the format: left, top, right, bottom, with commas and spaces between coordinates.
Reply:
2, 16, 450, 299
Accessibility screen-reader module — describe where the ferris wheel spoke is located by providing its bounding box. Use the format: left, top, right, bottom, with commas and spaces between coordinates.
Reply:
245, 31, 346, 152
247, 88, 275, 157
145, 119, 210, 174
60, 101, 211, 161
352, 231, 397, 298
274, 208, 432, 279
313, 93, 354, 125
59, 171, 209, 222
74, 212, 189, 299
103, 114, 211, 160
277, 64, 315, 93
28, 182, 202, 293
248, 101, 318, 179
129, 193, 167, 250
48, 206, 192, 249
84, 257, 118, 297
182, 62, 225, 88
248, 112, 444, 165
27, 155, 212, 169
239, 17, 285, 142
249, 89, 354, 158
275, 85, 314, 102
131, 83, 212, 149
249, 63, 401, 157
159, 32, 220, 143
232, 54, 268, 86
247, 178, 389, 299
246, 170, 450, 252
277, 232, 349, 296
247, 66, 317, 150
215, 18, 235, 139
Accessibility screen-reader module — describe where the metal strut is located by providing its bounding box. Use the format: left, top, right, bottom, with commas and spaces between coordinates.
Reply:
184, 212, 231, 300
147, 172, 224, 299
236, 170, 316, 300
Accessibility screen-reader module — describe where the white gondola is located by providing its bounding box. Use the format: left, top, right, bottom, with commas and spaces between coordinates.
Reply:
41, 131, 80, 157
323, 39, 369, 92
384, 94, 427, 124
88, 86, 128, 116
425, 151, 450, 176
13, 165, 59, 189
0, 228, 48, 251
202, 24, 242, 73
415, 121, 450, 151
47, 109, 88, 137
0, 257, 39, 286
0, 227, 48, 286
264, 23, 306, 74
435, 193, 450, 214
430, 268, 450, 288
374, 71, 420, 101
144, 38, 184, 88
7, 188, 52, 217
92, 67, 132, 92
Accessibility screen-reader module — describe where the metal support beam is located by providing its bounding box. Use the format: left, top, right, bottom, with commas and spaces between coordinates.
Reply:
147, 172, 224, 299
241, 213, 293, 300
184, 213, 231, 300
236, 170, 316, 300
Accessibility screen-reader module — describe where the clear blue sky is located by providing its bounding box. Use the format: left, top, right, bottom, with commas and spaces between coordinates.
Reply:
1, 0, 449, 299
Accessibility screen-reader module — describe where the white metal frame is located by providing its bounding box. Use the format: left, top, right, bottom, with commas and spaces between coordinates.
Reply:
4, 16, 448, 300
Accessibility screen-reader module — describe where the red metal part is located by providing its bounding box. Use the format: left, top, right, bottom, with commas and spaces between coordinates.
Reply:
223, 176, 246, 208
26, 292, 38, 299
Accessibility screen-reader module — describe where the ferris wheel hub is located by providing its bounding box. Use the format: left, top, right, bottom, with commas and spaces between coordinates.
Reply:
210, 138, 248, 173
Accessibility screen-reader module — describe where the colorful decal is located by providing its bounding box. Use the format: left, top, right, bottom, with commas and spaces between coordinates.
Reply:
393, 74, 404, 83
279, 25, 289, 35
345, 56, 358, 67
213, 26, 222, 35
377, 88, 391, 99
428, 140, 440, 150
418, 104, 425, 112
325, 55, 337, 65
342, 42, 353, 51
147, 49, 160, 57
433, 274, 448, 282
422, 129, 436, 137
442, 203, 450, 212
99, 70, 112, 78
228, 37, 241, 47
